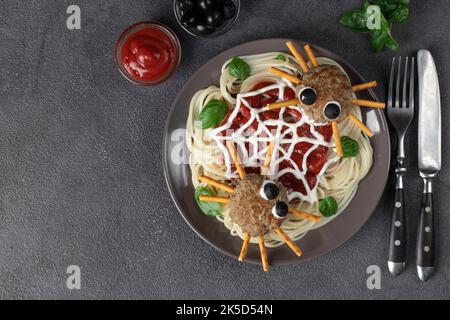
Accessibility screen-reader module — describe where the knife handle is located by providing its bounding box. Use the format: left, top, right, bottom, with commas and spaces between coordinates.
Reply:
416, 178, 435, 280
388, 168, 406, 272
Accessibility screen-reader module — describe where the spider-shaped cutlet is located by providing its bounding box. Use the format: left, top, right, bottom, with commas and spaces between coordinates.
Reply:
266, 41, 385, 157
197, 141, 320, 272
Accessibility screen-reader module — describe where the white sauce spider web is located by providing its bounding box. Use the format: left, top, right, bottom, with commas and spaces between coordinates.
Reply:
208, 80, 339, 203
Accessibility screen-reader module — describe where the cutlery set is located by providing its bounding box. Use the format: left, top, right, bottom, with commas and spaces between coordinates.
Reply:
386, 50, 441, 281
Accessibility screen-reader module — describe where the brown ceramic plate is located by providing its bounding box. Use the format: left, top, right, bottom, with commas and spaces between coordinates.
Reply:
163, 39, 390, 265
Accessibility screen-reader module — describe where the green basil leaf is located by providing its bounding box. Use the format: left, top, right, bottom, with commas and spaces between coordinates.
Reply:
375, 0, 398, 15
388, 0, 410, 7
198, 99, 228, 129
276, 54, 286, 61
319, 196, 338, 217
339, 9, 371, 32
396, 0, 409, 6
376, 0, 409, 22
371, 28, 389, 52
363, 0, 370, 10
380, 11, 391, 30
385, 35, 399, 51
388, 6, 409, 23
195, 187, 222, 217
341, 136, 360, 158
228, 57, 251, 80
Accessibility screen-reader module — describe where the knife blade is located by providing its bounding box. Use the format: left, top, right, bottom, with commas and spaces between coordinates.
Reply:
416, 49, 441, 282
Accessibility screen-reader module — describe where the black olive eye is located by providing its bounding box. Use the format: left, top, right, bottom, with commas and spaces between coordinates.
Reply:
272, 201, 288, 219
260, 180, 279, 200
323, 101, 341, 120
299, 87, 317, 105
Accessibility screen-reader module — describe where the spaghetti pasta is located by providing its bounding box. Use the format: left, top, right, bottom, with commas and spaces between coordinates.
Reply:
186, 53, 373, 248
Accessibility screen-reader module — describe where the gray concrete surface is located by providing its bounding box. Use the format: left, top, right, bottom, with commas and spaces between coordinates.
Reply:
0, 0, 449, 299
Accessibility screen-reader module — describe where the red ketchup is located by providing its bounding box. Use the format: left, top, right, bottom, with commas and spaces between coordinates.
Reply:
115, 22, 180, 85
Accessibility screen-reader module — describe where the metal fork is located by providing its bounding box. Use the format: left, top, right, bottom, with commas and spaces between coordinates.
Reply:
386, 56, 415, 276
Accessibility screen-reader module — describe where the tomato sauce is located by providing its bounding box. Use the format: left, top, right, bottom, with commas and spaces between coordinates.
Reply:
116, 22, 180, 84
219, 82, 333, 196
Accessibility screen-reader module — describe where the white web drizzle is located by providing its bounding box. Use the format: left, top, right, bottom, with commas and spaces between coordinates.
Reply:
208, 80, 339, 203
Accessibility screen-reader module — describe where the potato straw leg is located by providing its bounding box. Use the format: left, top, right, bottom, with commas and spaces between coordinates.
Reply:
258, 235, 269, 272
238, 233, 251, 262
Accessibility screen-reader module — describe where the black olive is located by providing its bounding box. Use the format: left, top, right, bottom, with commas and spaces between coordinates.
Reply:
205, 7, 224, 26
194, 22, 212, 34
299, 87, 316, 105
178, 0, 195, 10
273, 201, 288, 218
260, 181, 279, 200
178, 8, 187, 17
198, 0, 216, 10
180, 11, 199, 28
323, 101, 341, 120
222, 1, 236, 19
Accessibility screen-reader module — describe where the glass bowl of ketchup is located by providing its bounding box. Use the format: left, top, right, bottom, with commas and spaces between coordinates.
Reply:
115, 21, 181, 85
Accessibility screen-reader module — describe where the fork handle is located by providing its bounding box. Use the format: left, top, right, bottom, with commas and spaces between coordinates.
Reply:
388, 166, 406, 275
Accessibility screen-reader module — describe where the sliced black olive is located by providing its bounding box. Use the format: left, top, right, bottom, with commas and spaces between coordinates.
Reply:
323, 101, 341, 120
272, 201, 288, 219
181, 11, 199, 28
260, 180, 279, 200
222, 1, 236, 19
205, 7, 224, 26
198, 0, 216, 10
299, 87, 316, 105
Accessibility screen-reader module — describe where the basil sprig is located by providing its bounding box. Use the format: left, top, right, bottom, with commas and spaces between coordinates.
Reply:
195, 186, 222, 217
339, 0, 409, 52
319, 196, 338, 217
341, 136, 360, 158
228, 57, 251, 80
198, 99, 228, 129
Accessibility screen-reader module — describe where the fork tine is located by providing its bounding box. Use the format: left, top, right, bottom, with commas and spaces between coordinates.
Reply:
409, 57, 415, 110
395, 57, 401, 108
387, 57, 395, 108
402, 57, 409, 109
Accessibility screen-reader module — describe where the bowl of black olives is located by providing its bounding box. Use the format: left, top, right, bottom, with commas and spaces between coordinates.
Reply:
174, 0, 240, 38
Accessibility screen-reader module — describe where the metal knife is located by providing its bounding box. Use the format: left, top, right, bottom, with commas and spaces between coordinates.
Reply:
416, 49, 441, 282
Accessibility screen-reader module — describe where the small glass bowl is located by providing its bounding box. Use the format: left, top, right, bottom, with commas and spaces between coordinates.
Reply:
114, 21, 181, 86
173, 0, 240, 38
